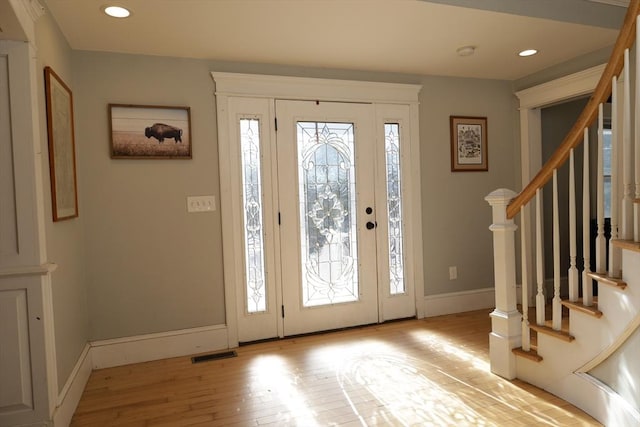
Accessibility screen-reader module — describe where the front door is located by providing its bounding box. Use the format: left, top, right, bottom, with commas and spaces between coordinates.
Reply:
276, 100, 379, 336
221, 89, 419, 344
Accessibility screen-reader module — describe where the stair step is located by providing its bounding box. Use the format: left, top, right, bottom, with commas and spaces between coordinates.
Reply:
612, 239, 640, 253
586, 271, 628, 289
529, 324, 575, 342
561, 299, 603, 318
513, 347, 543, 362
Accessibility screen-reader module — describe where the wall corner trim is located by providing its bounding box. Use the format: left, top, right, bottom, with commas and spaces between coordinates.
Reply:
53, 343, 91, 427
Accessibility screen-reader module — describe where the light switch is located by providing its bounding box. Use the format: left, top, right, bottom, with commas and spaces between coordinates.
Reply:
187, 195, 216, 213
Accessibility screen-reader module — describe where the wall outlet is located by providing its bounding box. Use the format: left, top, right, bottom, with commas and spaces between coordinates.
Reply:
187, 195, 216, 213
449, 266, 458, 280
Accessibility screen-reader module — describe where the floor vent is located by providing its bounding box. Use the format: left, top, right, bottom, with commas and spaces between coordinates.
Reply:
191, 351, 237, 364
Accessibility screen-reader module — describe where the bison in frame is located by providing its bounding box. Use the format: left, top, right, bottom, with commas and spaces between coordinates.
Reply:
145, 123, 183, 143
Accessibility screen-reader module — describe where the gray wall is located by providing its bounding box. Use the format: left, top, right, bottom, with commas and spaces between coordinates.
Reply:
420, 77, 517, 295
72, 52, 225, 340
35, 5, 90, 391
71, 50, 517, 341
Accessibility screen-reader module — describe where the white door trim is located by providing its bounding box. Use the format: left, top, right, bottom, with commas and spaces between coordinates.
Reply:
212, 72, 423, 347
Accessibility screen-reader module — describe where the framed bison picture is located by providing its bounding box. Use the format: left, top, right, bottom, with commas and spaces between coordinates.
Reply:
109, 104, 192, 159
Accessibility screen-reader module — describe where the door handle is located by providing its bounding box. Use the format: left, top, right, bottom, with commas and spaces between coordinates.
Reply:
366, 221, 377, 230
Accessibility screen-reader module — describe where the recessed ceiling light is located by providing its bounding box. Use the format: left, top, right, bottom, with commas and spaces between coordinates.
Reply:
103, 5, 131, 18
456, 46, 476, 57
519, 49, 538, 57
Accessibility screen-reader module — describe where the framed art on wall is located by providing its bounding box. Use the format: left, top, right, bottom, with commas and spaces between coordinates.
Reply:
44, 66, 79, 221
109, 104, 192, 159
450, 116, 488, 172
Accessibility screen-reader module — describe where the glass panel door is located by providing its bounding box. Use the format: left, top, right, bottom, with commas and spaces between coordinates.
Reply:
297, 122, 359, 307
375, 104, 416, 321
384, 123, 405, 295
227, 97, 279, 343
277, 100, 378, 336
240, 118, 267, 313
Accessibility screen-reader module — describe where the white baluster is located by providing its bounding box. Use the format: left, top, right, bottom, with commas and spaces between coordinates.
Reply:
610, 76, 621, 278
596, 103, 606, 273
582, 128, 593, 307
568, 148, 578, 301
553, 170, 562, 331
520, 206, 530, 352
622, 49, 634, 240
536, 189, 545, 326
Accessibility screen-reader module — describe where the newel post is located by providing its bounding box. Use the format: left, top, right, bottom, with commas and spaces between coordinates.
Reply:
485, 189, 522, 380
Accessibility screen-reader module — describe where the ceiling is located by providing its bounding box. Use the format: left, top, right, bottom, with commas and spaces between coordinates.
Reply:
1, 0, 628, 81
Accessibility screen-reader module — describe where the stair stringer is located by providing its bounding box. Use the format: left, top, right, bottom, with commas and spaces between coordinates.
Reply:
515, 248, 640, 426
549, 371, 640, 427
514, 331, 601, 391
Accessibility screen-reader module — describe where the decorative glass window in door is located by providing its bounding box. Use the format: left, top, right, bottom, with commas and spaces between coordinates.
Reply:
240, 118, 267, 313
297, 122, 359, 307
385, 123, 405, 295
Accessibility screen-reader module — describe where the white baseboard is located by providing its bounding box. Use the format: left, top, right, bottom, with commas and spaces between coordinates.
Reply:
424, 287, 495, 317
53, 343, 92, 427
50, 325, 229, 425
53, 325, 228, 427
90, 324, 229, 369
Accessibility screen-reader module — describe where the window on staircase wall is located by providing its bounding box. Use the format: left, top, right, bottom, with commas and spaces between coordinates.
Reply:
602, 125, 612, 218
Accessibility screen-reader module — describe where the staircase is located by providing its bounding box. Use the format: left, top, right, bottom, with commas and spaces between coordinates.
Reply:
486, 1, 640, 425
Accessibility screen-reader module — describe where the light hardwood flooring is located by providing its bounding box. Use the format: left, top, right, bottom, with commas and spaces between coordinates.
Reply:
71, 309, 601, 426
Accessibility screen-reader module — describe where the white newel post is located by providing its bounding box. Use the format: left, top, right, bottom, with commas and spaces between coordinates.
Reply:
485, 189, 521, 380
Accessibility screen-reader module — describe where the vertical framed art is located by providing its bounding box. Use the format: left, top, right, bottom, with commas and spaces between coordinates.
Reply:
450, 116, 488, 172
44, 66, 79, 221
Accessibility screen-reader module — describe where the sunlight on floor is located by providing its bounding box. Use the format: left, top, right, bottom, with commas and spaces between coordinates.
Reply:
246, 332, 595, 426
332, 340, 491, 426
409, 329, 490, 371
71, 313, 603, 426
249, 355, 320, 425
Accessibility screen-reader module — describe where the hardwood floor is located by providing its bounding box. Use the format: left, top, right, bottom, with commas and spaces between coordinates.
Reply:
71, 309, 601, 426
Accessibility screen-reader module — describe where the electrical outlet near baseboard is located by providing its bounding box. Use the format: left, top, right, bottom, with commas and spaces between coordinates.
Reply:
449, 266, 458, 280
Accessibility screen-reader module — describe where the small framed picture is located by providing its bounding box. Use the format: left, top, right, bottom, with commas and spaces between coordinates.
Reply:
109, 104, 192, 159
44, 66, 79, 221
450, 116, 488, 172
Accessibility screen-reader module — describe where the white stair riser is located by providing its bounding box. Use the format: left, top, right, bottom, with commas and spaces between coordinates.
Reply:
517, 248, 640, 426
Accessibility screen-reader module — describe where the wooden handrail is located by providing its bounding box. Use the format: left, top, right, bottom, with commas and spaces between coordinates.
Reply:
507, 0, 640, 219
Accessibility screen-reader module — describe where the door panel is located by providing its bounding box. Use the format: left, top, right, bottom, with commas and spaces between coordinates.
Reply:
276, 101, 378, 336
227, 97, 279, 343
228, 98, 416, 342
375, 105, 416, 320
